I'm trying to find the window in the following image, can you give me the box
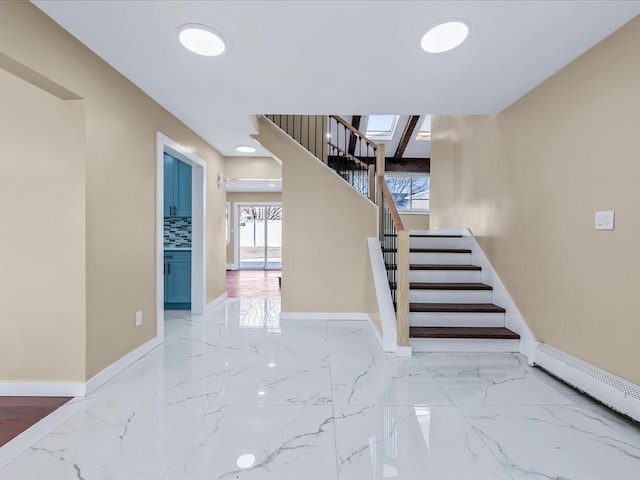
[366,115,399,140]
[416,115,431,141]
[385,174,430,212]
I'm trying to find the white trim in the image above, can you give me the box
[0,382,85,397]
[0,397,89,469]
[156,132,207,334]
[204,292,228,312]
[85,335,162,395]
[463,228,537,360]
[0,335,161,398]
[410,337,520,353]
[532,342,640,422]
[367,237,397,353]
[279,312,369,321]
[226,264,236,270]
[408,228,469,236]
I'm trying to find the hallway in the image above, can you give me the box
[0,298,639,479]
[226,270,281,298]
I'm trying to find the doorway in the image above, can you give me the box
[156,133,206,341]
[235,203,282,270]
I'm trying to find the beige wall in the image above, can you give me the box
[0,70,86,382]
[225,156,282,180]
[0,2,226,381]
[399,213,430,231]
[226,192,283,266]
[254,117,378,313]
[431,16,640,384]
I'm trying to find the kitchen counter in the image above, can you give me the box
[164,246,192,251]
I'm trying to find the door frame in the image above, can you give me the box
[234,202,282,270]
[156,132,206,340]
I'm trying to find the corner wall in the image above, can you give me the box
[431,16,640,384]
[254,117,378,314]
[0,1,226,381]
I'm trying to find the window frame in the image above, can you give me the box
[384,172,430,213]
[366,115,400,140]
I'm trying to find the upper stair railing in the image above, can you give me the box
[264,114,382,203]
[263,113,409,351]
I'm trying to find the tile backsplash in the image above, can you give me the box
[164,217,191,248]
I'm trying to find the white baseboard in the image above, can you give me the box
[0,381,85,397]
[279,312,369,321]
[0,335,162,397]
[226,264,237,270]
[85,335,162,395]
[204,292,228,312]
[533,343,640,422]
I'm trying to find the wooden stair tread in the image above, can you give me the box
[384,234,464,238]
[410,326,520,339]
[411,264,481,271]
[391,282,492,290]
[410,303,506,313]
[383,248,471,254]
[410,282,492,290]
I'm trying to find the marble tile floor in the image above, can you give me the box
[0,298,639,479]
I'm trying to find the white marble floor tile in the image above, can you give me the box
[215,353,332,405]
[168,403,338,479]
[461,405,640,479]
[0,402,210,480]
[331,354,452,406]
[327,324,382,355]
[418,353,575,406]
[334,405,511,479]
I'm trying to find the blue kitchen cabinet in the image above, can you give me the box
[164,251,191,310]
[164,153,192,217]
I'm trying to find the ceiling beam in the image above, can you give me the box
[393,115,421,159]
[348,115,362,156]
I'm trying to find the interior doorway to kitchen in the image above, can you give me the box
[235,203,282,270]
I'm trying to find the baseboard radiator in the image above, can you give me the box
[532,343,640,422]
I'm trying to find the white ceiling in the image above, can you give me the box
[33,1,640,157]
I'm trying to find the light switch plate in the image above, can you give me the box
[135,310,143,326]
[595,210,614,230]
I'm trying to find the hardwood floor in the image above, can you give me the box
[0,397,71,447]
[226,270,281,298]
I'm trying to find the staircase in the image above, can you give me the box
[400,232,519,352]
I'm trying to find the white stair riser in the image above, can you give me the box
[409,289,492,303]
[410,252,471,264]
[410,237,470,249]
[410,337,519,353]
[410,269,481,283]
[409,311,505,327]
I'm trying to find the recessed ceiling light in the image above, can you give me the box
[236,454,256,469]
[236,145,256,153]
[421,21,469,53]
[178,24,225,56]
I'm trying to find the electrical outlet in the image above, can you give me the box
[135,310,143,326]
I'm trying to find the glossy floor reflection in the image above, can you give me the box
[1,298,639,479]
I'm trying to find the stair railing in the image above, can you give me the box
[380,176,410,348]
[264,114,378,202]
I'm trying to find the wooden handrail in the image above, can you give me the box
[331,115,379,150]
[327,142,370,169]
[379,176,406,231]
